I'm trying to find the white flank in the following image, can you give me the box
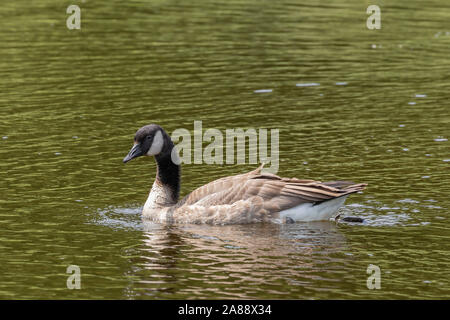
[279,196,348,221]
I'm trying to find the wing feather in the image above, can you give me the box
[174,166,367,217]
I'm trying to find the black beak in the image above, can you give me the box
[123,143,143,163]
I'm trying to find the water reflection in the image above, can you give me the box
[120,220,349,298]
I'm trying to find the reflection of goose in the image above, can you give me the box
[141,221,346,265]
[120,221,347,299]
[142,220,345,257]
[138,221,348,294]
[123,124,367,224]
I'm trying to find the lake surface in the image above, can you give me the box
[0,0,449,299]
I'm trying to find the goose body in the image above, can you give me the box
[123,124,367,225]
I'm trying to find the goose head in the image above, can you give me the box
[123,124,170,163]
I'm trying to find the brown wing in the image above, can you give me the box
[175,165,367,214]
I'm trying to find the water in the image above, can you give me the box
[0,0,449,299]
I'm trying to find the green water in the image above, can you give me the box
[0,0,449,299]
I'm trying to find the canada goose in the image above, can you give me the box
[123,124,367,224]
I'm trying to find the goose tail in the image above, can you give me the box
[279,181,367,222]
[323,181,367,196]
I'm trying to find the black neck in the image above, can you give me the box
[154,134,180,202]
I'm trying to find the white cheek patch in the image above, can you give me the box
[147,130,164,156]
